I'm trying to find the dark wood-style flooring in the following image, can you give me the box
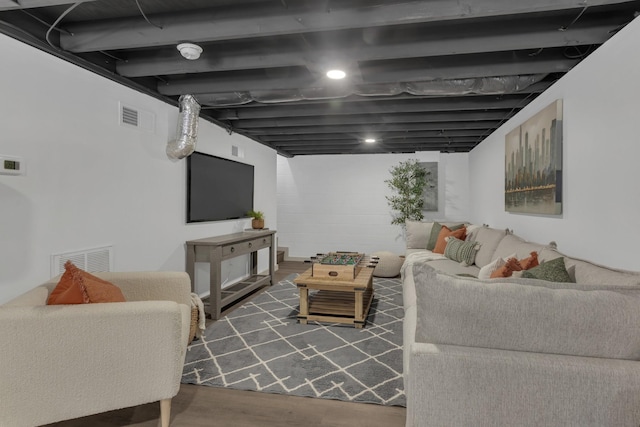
[47,261,406,427]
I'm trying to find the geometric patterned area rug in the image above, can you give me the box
[182,274,405,407]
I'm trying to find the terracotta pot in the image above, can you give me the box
[251,218,264,229]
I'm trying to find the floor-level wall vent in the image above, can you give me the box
[50,245,113,277]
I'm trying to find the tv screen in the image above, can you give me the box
[187,152,254,223]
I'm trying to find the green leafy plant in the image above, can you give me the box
[246,210,264,220]
[385,159,430,226]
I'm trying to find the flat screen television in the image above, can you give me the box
[187,151,254,223]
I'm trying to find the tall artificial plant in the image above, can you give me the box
[385,159,430,226]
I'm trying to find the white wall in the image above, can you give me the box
[277,152,469,258]
[469,16,640,270]
[0,34,277,303]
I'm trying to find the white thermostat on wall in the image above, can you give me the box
[0,155,25,176]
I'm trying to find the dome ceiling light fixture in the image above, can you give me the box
[177,43,203,60]
[326,69,346,79]
[364,138,376,143]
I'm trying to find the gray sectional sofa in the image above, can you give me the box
[401,221,640,427]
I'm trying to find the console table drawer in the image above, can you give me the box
[222,235,272,257]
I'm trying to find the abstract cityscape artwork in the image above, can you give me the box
[505,99,563,215]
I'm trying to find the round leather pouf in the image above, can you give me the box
[372,251,404,278]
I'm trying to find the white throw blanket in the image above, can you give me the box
[190,293,207,338]
[400,251,447,276]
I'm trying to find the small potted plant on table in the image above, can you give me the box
[247,210,265,229]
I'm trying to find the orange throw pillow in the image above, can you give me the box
[47,260,125,305]
[490,257,523,278]
[433,226,467,254]
[47,261,90,305]
[75,271,126,303]
[519,251,539,270]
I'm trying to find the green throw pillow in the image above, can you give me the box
[521,257,574,283]
[427,222,464,251]
[444,237,481,266]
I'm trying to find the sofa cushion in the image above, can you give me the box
[405,220,434,250]
[493,234,545,261]
[444,237,481,266]
[471,227,508,267]
[422,259,480,277]
[413,263,640,360]
[433,226,466,254]
[540,247,640,286]
[427,222,465,251]
[522,257,573,282]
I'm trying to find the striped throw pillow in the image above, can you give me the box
[444,237,482,266]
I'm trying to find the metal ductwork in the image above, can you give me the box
[195,75,547,107]
[166,94,201,159]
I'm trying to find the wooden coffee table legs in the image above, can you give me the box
[298,287,309,325]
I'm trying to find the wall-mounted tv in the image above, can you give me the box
[187,151,254,223]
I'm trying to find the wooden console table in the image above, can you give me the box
[186,230,276,320]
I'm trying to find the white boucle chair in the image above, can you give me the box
[0,271,192,427]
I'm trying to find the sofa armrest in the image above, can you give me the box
[407,342,640,427]
[0,300,190,427]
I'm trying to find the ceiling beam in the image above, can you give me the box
[233,111,513,129]
[157,49,576,95]
[259,129,488,142]
[241,121,504,135]
[59,0,631,52]
[116,18,618,78]
[273,137,479,147]
[214,95,529,120]
[0,0,98,11]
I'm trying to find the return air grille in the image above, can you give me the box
[121,106,139,126]
[50,245,113,277]
[118,102,155,132]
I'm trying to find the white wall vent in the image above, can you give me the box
[50,245,113,278]
[119,102,156,133]
[121,106,138,126]
[231,145,245,158]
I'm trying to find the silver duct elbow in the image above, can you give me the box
[167,95,201,159]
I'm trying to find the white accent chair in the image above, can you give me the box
[0,271,192,427]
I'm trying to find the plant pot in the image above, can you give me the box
[251,219,264,229]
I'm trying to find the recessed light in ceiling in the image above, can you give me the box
[326,69,346,79]
[177,43,203,60]
[364,138,376,143]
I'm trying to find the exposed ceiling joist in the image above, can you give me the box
[115,18,618,78]
[59,0,632,52]
[2,0,638,155]
[0,0,98,11]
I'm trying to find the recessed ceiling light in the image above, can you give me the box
[177,43,203,60]
[364,138,376,143]
[326,69,346,79]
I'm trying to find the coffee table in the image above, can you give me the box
[293,266,374,328]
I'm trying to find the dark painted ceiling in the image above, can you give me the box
[1,0,638,156]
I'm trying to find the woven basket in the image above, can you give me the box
[188,305,199,344]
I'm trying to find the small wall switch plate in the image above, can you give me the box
[0,155,25,176]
